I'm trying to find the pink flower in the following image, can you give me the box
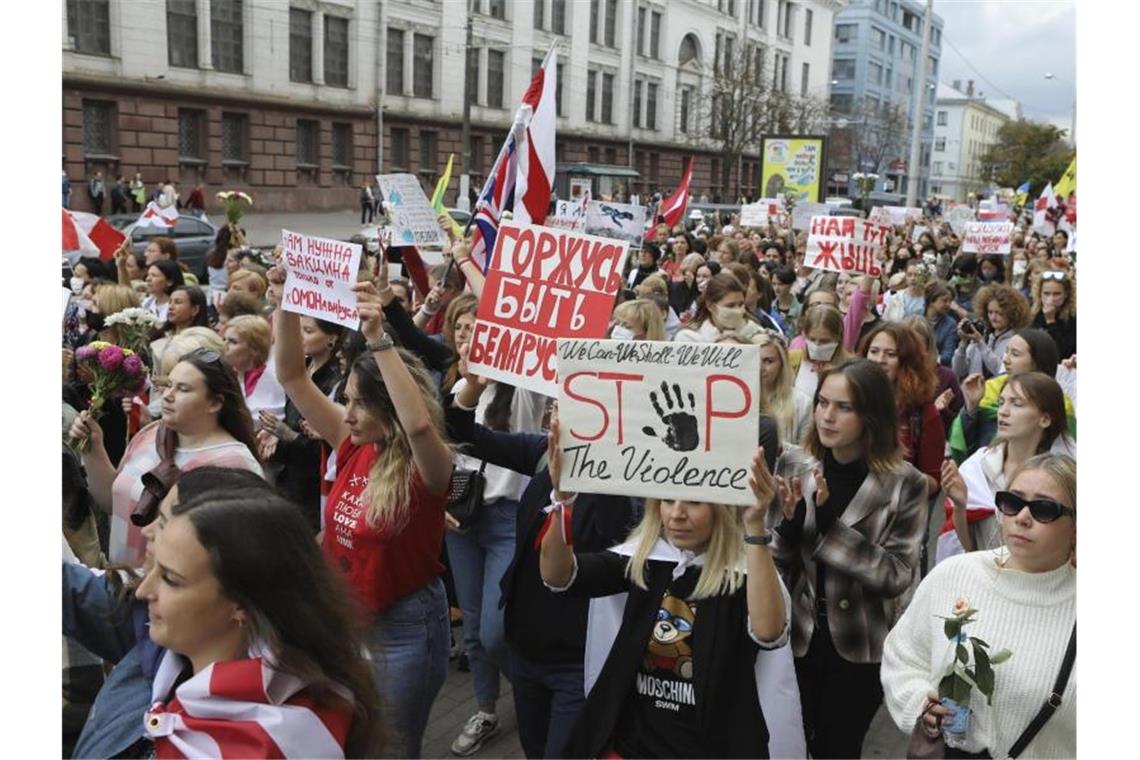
[122,354,144,376]
[952,597,970,616]
[98,344,124,371]
[75,345,96,362]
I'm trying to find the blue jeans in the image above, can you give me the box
[509,653,586,759]
[444,497,517,706]
[367,576,449,758]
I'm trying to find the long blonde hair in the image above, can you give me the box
[754,332,797,445]
[353,349,448,532]
[624,500,746,600]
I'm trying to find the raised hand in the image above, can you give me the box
[745,447,775,533]
[352,281,386,343]
[934,388,955,412]
[641,381,699,452]
[941,459,967,511]
[961,373,985,411]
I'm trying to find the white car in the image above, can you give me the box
[825,196,853,209]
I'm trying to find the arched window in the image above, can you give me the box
[679,34,700,67]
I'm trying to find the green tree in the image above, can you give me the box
[979,120,1073,194]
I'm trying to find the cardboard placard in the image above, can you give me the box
[867,207,892,227]
[280,229,363,329]
[947,206,976,236]
[547,200,585,231]
[804,216,889,276]
[961,222,1014,255]
[466,223,631,397]
[876,205,923,226]
[740,202,769,228]
[556,338,760,505]
[792,201,831,232]
[375,173,448,248]
[585,201,647,247]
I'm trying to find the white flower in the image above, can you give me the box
[237,192,253,205]
[103,307,158,328]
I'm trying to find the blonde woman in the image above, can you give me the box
[539,426,802,758]
[610,298,667,341]
[274,284,454,758]
[223,314,285,421]
[755,330,813,447]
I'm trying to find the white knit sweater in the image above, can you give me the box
[881,548,1076,759]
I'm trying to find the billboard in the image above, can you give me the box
[759,135,826,204]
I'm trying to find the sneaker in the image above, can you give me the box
[450,711,499,756]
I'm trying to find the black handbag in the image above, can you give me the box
[446,458,488,529]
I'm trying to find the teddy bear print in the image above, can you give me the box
[645,593,696,680]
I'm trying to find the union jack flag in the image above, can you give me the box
[469,133,518,273]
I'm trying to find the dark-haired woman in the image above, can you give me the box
[141,259,185,323]
[274,282,454,758]
[149,285,209,360]
[771,359,929,758]
[69,349,263,566]
[674,272,765,343]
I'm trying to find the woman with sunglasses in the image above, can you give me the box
[937,372,1075,563]
[69,348,263,567]
[771,359,929,759]
[882,454,1075,759]
[1031,269,1076,362]
[274,281,454,758]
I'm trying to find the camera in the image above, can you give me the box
[966,319,986,334]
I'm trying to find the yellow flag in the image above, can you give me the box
[1054,156,1076,200]
[429,154,463,238]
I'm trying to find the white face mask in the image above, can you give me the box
[70,277,84,295]
[713,305,746,330]
[611,324,636,341]
[806,340,839,362]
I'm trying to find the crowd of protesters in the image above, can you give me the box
[62,192,1076,759]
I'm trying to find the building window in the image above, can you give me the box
[601,72,614,123]
[636,7,646,55]
[296,119,318,166]
[67,0,111,55]
[586,70,597,121]
[211,0,244,73]
[533,0,544,29]
[390,127,409,170]
[221,113,247,163]
[937,110,948,126]
[830,93,853,114]
[870,27,886,51]
[933,161,943,175]
[332,123,352,168]
[289,9,312,83]
[724,35,734,77]
[82,100,115,156]
[178,109,206,160]
[556,62,564,117]
[487,0,506,20]
[605,146,617,165]
[413,34,434,98]
[804,8,812,45]
[868,61,883,85]
[650,11,661,58]
[832,58,855,80]
[587,146,600,164]
[711,157,720,188]
[589,0,599,43]
[604,0,617,47]
[777,52,788,92]
[835,23,854,43]
[751,0,766,27]
[646,82,658,130]
[679,34,699,66]
[801,62,810,96]
[324,15,349,87]
[487,50,505,108]
[466,48,480,104]
[780,1,794,38]
[469,135,484,175]
[633,80,642,128]
[552,0,566,34]
[679,87,690,134]
[167,0,198,68]
[387,29,404,94]
[419,130,438,180]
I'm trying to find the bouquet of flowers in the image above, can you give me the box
[217,190,253,248]
[103,307,159,365]
[933,598,1012,740]
[69,341,148,451]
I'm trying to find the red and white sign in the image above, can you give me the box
[467,222,630,397]
[804,216,889,277]
[961,222,1014,255]
[280,229,363,329]
[135,201,180,231]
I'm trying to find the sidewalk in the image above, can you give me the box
[236,209,366,247]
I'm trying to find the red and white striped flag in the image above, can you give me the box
[658,158,694,229]
[136,201,180,231]
[1033,182,1057,236]
[63,208,126,262]
[513,43,558,228]
[144,646,354,758]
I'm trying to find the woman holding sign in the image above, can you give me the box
[770,359,929,759]
[273,282,454,758]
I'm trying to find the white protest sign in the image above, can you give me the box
[280,229,363,329]
[585,201,648,247]
[877,205,923,226]
[947,206,976,235]
[467,223,631,397]
[804,216,889,277]
[792,201,831,232]
[867,206,892,227]
[375,173,448,248]
[740,202,769,228]
[556,339,760,505]
[961,222,1014,255]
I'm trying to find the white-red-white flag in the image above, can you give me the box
[63,208,126,263]
[658,158,694,229]
[136,201,180,231]
[1033,182,1057,236]
[513,43,558,227]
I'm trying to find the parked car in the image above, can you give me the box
[824,196,854,209]
[127,215,218,274]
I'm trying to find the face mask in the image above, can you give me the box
[713,305,746,330]
[1013,260,1028,276]
[611,324,636,342]
[85,311,106,333]
[70,277,84,294]
[806,340,839,362]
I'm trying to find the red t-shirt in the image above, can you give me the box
[322,438,447,615]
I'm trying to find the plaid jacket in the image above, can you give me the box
[772,461,928,664]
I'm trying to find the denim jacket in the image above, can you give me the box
[63,562,164,759]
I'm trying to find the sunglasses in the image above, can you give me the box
[1041,271,1067,282]
[994,490,1075,523]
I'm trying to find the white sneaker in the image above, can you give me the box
[450,711,499,757]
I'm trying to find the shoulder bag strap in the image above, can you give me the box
[1008,622,1076,758]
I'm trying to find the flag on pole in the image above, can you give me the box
[63,208,126,263]
[1054,156,1076,202]
[513,43,558,227]
[469,131,519,272]
[1014,181,1031,207]
[430,154,463,239]
[658,158,694,229]
[135,201,180,232]
[1033,182,1057,236]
